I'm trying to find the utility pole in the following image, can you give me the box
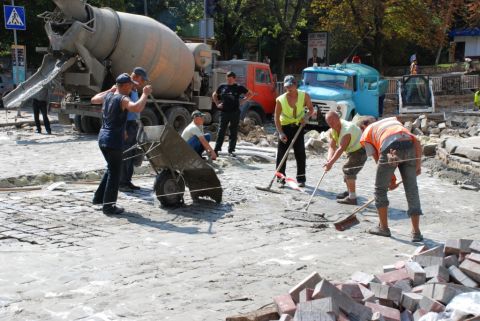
[11,0,20,116]
[203,0,207,44]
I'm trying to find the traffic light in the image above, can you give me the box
[206,0,217,17]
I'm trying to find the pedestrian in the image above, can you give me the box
[182,111,217,160]
[91,73,152,215]
[32,87,51,134]
[323,111,368,205]
[410,54,418,75]
[474,88,479,112]
[274,75,314,187]
[360,117,424,242]
[119,67,149,192]
[212,71,253,157]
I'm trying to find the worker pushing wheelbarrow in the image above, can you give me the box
[137,124,222,207]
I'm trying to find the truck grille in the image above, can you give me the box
[309,100,336,126]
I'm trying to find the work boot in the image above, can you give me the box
[119,184,134,192]
[298,182,306,188]
[228,151,237,157]
[337,196,358,205]
[92,197,102,205]
[336,191,349,199]
[128,182,141,190]
[103,205,124,215]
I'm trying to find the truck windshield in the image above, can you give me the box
[303,72,353,90]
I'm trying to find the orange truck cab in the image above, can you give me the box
[217,60,277,124]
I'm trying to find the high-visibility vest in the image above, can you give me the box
[475,91,480,107]
[331,119,362,153]
[278,90,306,126]
[360,117,414,153]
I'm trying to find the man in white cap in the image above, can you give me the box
[182,111,217,160]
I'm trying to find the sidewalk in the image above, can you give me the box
[0,108,58,127]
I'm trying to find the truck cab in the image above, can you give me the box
[299,63,387,127]
[216,60,277,125]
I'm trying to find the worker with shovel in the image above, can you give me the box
[274,75,314,187]
[360,117,423,242]
[323,111,369,205]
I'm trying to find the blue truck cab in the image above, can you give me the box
[299,63,388,127]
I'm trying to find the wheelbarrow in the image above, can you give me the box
[137,124,222,207]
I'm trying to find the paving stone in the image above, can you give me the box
[459,259,480,283]
[369,282,402,302]
[350,272,380,286]
[337,283,364,303]
[424,265,449,282]
[365,302,401,321]
[470,241,480,253]
[418,296,445,312]
[412,255,444,268]
[405,262,426,286]
[299,288,314,303]
[376,268,410,284]
[400,292,423,312]
[289,272,322,303]
[297,298,339,317]
[466,253,480,263]
[448,265,478,287]
[393,279,412,293]
[312,279,372,321]
[444,239,473,255]
[273,294,296,316]
[422,283,475,304]
[444,255,459,268]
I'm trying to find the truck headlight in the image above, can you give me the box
[336,103,347,118]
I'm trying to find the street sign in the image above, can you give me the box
[11,44,26,84]
[4,5,26,30]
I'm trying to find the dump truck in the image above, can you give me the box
[3,0,275,133]
[299,63,388,127]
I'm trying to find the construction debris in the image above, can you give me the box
[227,239,480,321]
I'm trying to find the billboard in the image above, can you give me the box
[307,32,328,67]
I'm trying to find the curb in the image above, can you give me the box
[0,120,59,128]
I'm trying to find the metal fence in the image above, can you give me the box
[385,74,479,95]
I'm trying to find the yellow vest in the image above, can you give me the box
[475,91,480,107]
[278,90,306,126]
[331,119,362,153]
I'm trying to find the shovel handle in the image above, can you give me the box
[149,94,168,125]
[348,180,404,217]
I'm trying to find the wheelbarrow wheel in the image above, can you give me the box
[154,170,185,207]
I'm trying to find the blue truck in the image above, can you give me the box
[299,63,388,127]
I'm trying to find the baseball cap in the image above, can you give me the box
[116,73,138,85]
[283,75,297,87]
[192,110,205,119]
[226,71,236,78]
[133,67,149,81]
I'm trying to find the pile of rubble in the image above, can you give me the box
[237,121,276,147]
[404,115,480,139]
[227,239,480,321]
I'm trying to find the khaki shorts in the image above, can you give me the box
[343,148,367,180]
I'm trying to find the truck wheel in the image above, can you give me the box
[166,106,190,132]
[140,107,160,126]
[81,116,100,134]
[154,170,185,207]
[73,115,84,133]
[245,110,263,125]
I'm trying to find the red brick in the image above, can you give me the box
[376,268,410,284]
[279,314,293,321]
[350,271,380,286]
[394,279,412,293]
[418,296,445,312]
[422,283,475,304]
[273,294,296,316]
[359,284,376,302]
[299,288,314,303]
[412,245,428,256]
[444,239,473,255]
[459,259,480,283]
[424,265,449,282]
[394,261,406,270]
[365,302,401,321]
[416,245,443,257]
[369,282,402,302]
[337,283,364,303]
[405,262,426,286]
[411,285,425,293]
[288,272,322,303]
[400,292,422,312]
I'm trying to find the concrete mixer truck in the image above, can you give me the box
[3,0,277,133]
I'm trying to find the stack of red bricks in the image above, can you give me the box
[228,239,480,321]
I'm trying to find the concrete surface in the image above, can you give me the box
[0,126,479,320]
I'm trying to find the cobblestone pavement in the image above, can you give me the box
[0,156,479,320]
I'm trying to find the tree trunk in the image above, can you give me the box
[372,0,385,71]
[435,47,443,66]
[277,36,288,78]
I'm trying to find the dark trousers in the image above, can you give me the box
[276,124,306,183]
[94,146,123,210]
[187,133,211,156]
[120,121,138,186]
[32,99,51,133]
[215,110,240,153]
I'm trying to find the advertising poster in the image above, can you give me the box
[307,32,328,67]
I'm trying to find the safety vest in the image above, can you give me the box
[331,119,362,153]
[475,91,480,107]
[278,90,306,126]
[360,117,414,153]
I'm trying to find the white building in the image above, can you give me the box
[451,28,480,60]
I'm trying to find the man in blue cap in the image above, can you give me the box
[119,67,149,192]
[91,73,152,215]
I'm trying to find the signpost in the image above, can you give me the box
[3,1,26,115]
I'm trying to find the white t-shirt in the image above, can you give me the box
[181,122,204,142]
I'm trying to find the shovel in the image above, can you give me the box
[334,180,403,231]
[284,170,327,217]
[255,122,306,193]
